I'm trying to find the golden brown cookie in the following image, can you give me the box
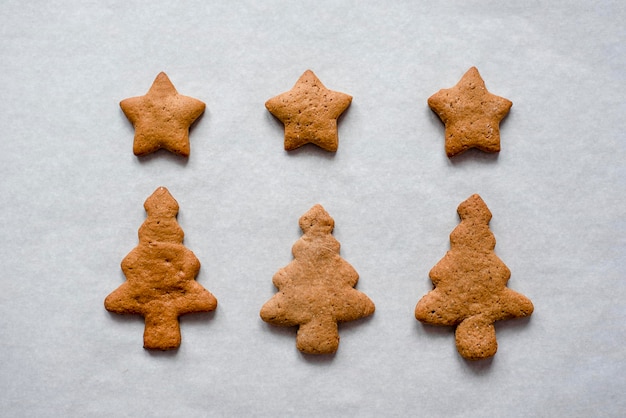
[105,187,217,350]
[428,67,512,157]
[260,204,375,354]
[120,72,205,157]
[415,194,533,360]
[265,70,352,152]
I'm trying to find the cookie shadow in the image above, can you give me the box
[458,353,494,374]
[339,313,375,336]
[286,143,338,160]
[189,109,206,133]
[448,148,500,166]
[415,319,456,357]
[298,350,336,364]
[145,346,179,358]
[187,109,207,151]
[264,111,291,153]
[494,315,533,340]
[136,148,190,167]
[263,321,298,341]
[425,106,444,153]
[179,309,217,326]
[106,310,144,326]
[425,106,442,129]
[415,319,454,338]
[265,110,284,134]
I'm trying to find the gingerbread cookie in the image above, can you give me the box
[265,70,352,152]
[260,204,375,354]
[105,187,217,350]
[120,72,205,157]
[415,194,533,360]
[428,67,512,157]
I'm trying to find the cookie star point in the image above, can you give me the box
[120,72,205,157]
[266,70,352,152]
[428,67,512,158]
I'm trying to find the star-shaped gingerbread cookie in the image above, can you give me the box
[265,70,352,152]
[428,67,512,158]
[120,72,205,157]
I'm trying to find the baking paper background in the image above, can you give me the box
[1,1,624,416]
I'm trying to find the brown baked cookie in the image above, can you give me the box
[105,187,217,350]
[260,204,375,354]
[265,70,352,152]
[428,67,512,157]
[120,72,205,157]
[415,194,533,360]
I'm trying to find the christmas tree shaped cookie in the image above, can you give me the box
[260,204,375,354]
[105,187,217,350]
[415,194,533,360]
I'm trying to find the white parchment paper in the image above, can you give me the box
[1,1,624,416]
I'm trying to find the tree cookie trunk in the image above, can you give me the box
[455,315,497,360]
[143,311,181,350]
[296,315,339,355]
